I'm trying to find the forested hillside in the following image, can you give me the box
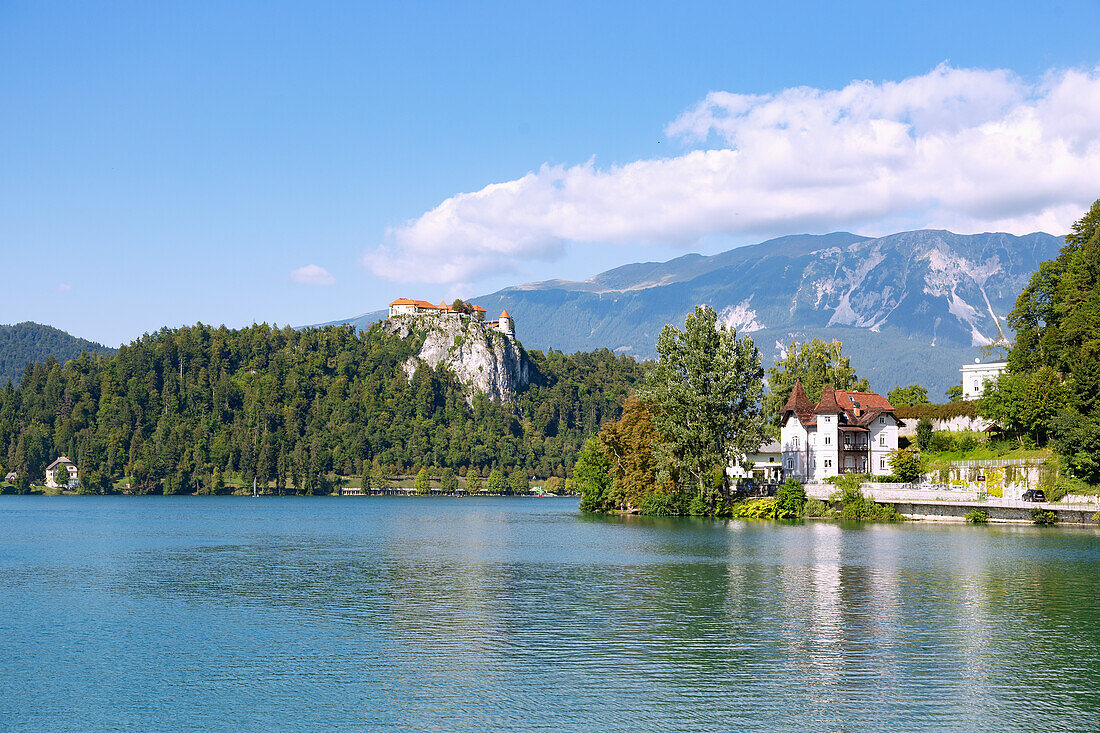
[0,322,115,386]
[0,322,646,493]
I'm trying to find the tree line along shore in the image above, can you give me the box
[3,201,1100,520]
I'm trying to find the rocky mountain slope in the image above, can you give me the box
[383,313,529,403]
[327,230,1064,396]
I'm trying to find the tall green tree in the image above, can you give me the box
[414,467,431,494]
[508,469,529,495]
[440,467,458,494]
[575,436,613,512]
[888,447,923,483]
[764,339,870,428]
[465,466,482,493]
[486,468,506,494]
[915,418,933,452]
[638,305,766,506]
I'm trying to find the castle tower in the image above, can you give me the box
[496,310,515,337]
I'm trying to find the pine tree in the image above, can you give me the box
[414,467,431,494]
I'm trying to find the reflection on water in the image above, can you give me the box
[1,497,1099,732]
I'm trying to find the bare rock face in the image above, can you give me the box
[383,313,529,403]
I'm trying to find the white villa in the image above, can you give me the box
[960,359,1008,399]
[388,298,517,337]
[779,382,902,481]
[45,456,79,489]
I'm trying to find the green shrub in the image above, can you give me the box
[961,434,981,452]
[1046,483,1067,502]
[1030,508,1058,525]
[965,509,989,524]
[929,432,955,452]
[688,492,711,516]
[804,498,830,518]
[839,495,903,521]
[639,489,689,516]
[774,479,806,519]
[730,499,776,519]
[889,447,923,482]
[831,482,904,521]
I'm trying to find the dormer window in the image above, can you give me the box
[880,416,886,424]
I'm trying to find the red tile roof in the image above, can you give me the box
[388,298,443,309]
[500,309,511,319]
[835,390,895,413]
[780,382,897,427]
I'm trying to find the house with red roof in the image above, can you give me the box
[779,381,903,481]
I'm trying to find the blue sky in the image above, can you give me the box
[2,0,1100,345]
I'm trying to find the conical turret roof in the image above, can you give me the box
[782,380,815,425]
[814,382,843,413]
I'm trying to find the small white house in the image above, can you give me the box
[728,439,783,482]
[45,456,79,489]
[779,382,902,482]
[960,359,1007,398]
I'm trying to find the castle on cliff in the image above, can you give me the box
[388,298,515,337]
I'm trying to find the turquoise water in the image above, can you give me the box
[1,497,1098,732]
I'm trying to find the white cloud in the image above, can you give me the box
[56,283,72,292]
[365,64,1100,283]
[290,264,336,286]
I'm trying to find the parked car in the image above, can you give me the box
[1022,489,1046,503]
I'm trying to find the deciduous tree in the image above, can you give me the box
[638,305,766,508]
[765,339,870,429]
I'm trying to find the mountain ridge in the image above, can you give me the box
[317,228,1064,395]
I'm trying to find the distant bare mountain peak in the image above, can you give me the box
[320,228,1063,394]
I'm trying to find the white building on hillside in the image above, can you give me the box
[779,382,902,481]
[388,298,488,321]
[960,359,1007,398]
[45,456,79,489]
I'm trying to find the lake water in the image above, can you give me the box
[1,497,1099,732]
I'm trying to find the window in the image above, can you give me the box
[880,416,885,424]
[823,415,830,424]
[880,458,887,470]
[825,459,832,468]
[793,436,799,449]
[787,459,793,469]
[825,436,831,445]
[879,435,886,446]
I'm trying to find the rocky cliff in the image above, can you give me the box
[383,313,529,403]
[320,229,1065,396]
